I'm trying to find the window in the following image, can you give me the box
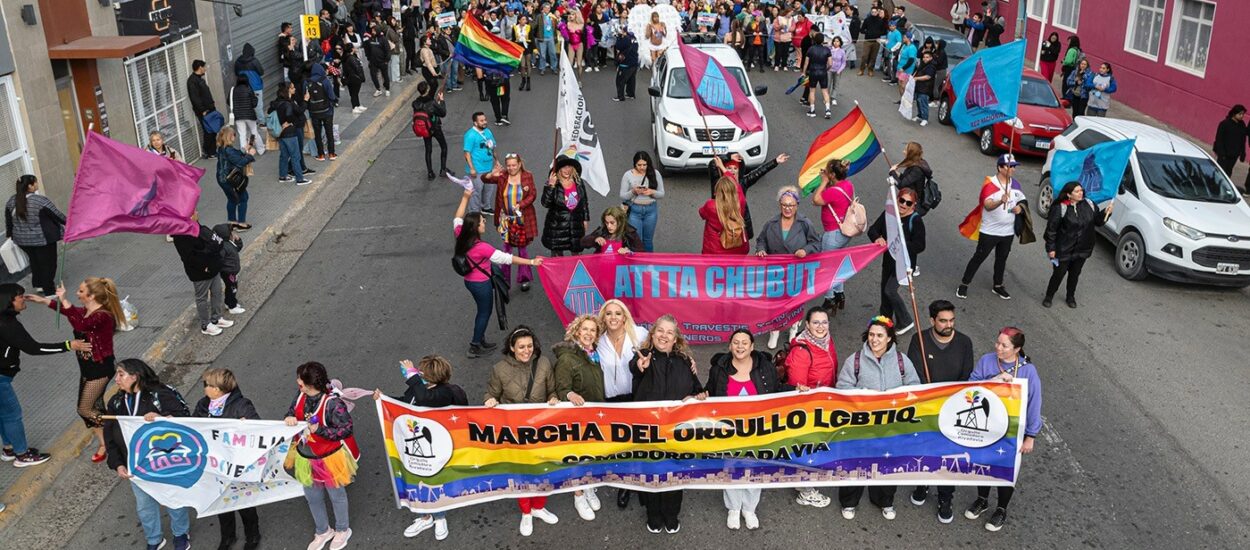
[1167,0,1215,74]
[1072,130,1112,150]
[665,67,751,99]
[1126,0,1166,58]
[1053,0,1081,31]
[1028,0,1050,21]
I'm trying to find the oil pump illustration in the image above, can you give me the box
[954,391,992,432]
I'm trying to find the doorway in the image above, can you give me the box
[54,62,84,171]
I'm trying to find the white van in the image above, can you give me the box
[1037,117,1250,288]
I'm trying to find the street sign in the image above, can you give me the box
[302,14,320,39]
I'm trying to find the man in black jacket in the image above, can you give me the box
[613,29,639,102]
[187,59,218,159]
[173,218,235,336]
[858,6,886,76]
[365,27,392,96]
[0,283,88,467]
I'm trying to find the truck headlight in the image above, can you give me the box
[663,119,685,137]
[1163,217,1206,240]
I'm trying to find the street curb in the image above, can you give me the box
[0,84,420,535]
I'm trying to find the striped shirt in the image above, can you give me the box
[5,193,65,247]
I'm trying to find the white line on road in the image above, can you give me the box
[1040,418,1088,479]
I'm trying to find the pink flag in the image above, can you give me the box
[678,40,764,133]
[64,132,203,242]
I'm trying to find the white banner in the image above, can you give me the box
[899,77,916,120]
[555,44,610,196]
[119,417,306,516]
[885,185,912,286]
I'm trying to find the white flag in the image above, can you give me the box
[899,77,916,120]
[884,185,912,286]
[555,48,610,196]
[118,417,306,516]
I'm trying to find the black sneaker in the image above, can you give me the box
[0,447,15,461]
[664,521,680,534]
[820,297,837,313]
[985,507,1007,531]
[14,450,51,468]
[964,497,989,519]
[910,486,927,505]
[1042,296,1053,308]
[427,170,436,180]
[1066,297,1078,308]
[479,341,498,351]
[303,167,316,174]
[467,344,485,358]
[956,284,968,299]
[520,282,531,292]
[646,521,662,534]
[938,500,953,524]
[992,286,1012,300]
[278,176,296,183]
[612,97,623,102]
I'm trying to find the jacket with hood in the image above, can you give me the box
[231,82,259,121]
[486,355,557,404]
[365,32,390,66]
[105,383,191,471]
[552,341,605,402]
[194,388,261,420]
[212,223,244,274]
[707,350,790,397]
[388,375,469,408]
[889,160,933,208]
[306,64,337,117]
[836,342,921,391]
[0,285,73,378]
[630,349,703,401]
[173,224,225,281]
[186,72,215,116]
[344,49,367,85]
[233,43,265,92]
[783,333,838,388]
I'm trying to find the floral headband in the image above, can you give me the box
[869,315,894,329]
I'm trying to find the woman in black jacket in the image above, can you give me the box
[630,315,705,534]
[1213,105,1246,185]
[342,43,367,112]
[706,329,790,530]
[270,82,311,185]
[868,186,925,334]
[1043,181,1111,308]
[541,156,591,256]
[580,206,643,254]
[412,81,449,180]
[194,368,262,550]
[888,142,933,213]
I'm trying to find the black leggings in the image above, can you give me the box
[219,506,260,542]
[961,233,1014,287]
[310,116,335,156]
[370,64,390,90]
[773,42,791,68]
[488,91,510,121]
[1045,257,1086,299]
[745,44,767,68]
[20,243,58,296]
[643,490,683,529]
[423,128,448,173]
[347,81,362,108]
[978,486,1014,509]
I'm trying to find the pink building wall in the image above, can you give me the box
[902,0,1242,150]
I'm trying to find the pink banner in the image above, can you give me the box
[537,246,885,343]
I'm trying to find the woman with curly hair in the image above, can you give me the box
[552,314,605,521]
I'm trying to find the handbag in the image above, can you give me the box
[0,238,29,273]
[303,120,315,139]
[226,167,248,193]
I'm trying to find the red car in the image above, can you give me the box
[937,68,1073,157]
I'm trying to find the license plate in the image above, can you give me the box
[1216,263,1240,275]
[1035,139,1051,150]
[702,145,728,155]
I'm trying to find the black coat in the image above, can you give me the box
[412,94,447,129]
[231,83,258,121]
[867,210,926,271]
[365,34,390,66]
[172,224,225,281]
[1214,118,1248,160]
[580,225,643,253]
[630,349,703,401]
[1044,199,1108,261]
[344,54,367,85]
[890,161,933,207]
[706,350,791,397]
[105,385,190,470]
[186,73,215,115]
[194,389,261,419]
[540,179,591,252]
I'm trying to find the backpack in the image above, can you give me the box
[826,186,867,237]
[919,175,942,214]
[412,109,432,138]
[265,109,283,138]
[307,82,331,115]
[201,110,225,133]
[852,350,906,381]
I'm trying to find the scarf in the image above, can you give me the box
[797,329,830,351]
[208,393,231,417]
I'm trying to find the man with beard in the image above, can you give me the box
[905,299,974,524]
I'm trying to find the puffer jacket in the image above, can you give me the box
[553,341,605,402]
[540,179,591,252]
[486,355,556,404]
[630,349,702,401]
[706,350,790,397]
[1044,198,1107,261]
[231,83,258,121]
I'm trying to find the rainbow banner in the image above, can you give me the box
[377,381,1026,513]
[797,106,882,196]
[453,12,524,75]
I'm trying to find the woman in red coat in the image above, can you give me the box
[486,153,539,291]
[699,177,749,255]
[782,306,838,509]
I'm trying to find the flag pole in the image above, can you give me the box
[905,270,930,383]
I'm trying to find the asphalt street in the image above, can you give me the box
[64,63,1249,548]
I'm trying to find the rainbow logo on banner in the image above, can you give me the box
[377,382,1026,513]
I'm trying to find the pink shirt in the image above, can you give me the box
[454,218,507,282]
[818,179,855,231]
[726,377,759,397]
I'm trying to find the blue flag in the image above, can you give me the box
[1049,139,1136,204]
[949,40,1026,133]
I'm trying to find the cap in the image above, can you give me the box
[997,153,1020,167]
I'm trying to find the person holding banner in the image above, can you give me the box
[779,305,836,508]
[541,155,592,256]
[811,159,859,313]
[709,152,788,242]
[965,327,1043,532]
[594,299,648,508]
[104,359,193,550]
[553,314,606,520]
[581,207,642,254]
[868,186,924,334]
[485,327,562,534]
[631,315,706,533]
[283,362,360,550]
[700,178,750,255]
[1042,182,1110,308]
[193,369,262,550]
[755,186,822,349]
[836,316,921,521]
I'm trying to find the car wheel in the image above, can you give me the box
[978,128,997,156]
[938,97,952,126]
[1115,231,1149,281]
[1037,176,1053,219]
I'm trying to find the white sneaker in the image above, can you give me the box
[574,493,596,520]
[404,516,434,537]
[795,488,831,508]
[201,324,223,336]
[841,507,856,520]
[433,518,448,540]
[911,116,920,122]
[832,99,838,106]
[228,306,246,315]
[585,487,601,511]
[882,506,897,520]
[519,514,534,536]
[307,530,335,550]
[372,90,383,97]
[912,266,920,277]
[920,120,929,127]
[385,90,391,97]
[213,318,235,328]
[530,507,559,524]
[726,510,740,530]
[742,510,759,530]
[767,330,780,350]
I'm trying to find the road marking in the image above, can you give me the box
[324,224,413,233]
[1040,418,1087,478]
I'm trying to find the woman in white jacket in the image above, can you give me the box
[950,1,970,33]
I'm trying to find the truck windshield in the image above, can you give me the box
[666,68,751,99]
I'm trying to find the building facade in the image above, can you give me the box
[905,0,1240,147]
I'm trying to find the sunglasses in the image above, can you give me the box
[898,198,915,207]
[504,152,521,159]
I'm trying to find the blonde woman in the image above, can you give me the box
[552,314,605,520]
[215,126,256,230]
[646,12,669,64]
[561,11,589,73]
[594,299,648,508]
[699,177,748,254]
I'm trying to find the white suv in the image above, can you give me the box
[1037,117,1250,288]
[647,42,769,171]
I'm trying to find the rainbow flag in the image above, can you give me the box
[959,176,1025,241]
[453,12,523,75]
[797,106,882,196]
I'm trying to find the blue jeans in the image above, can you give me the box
[0,375,28,454]
[304,484,349,534]
[278,136,302,179]
[132,482,191,545]
[538,39,557,71]
[628,202,659,252]
[446,59,461,89]
[916,92,930,121]
[464,279,493,345]
[822,230,851,296]
[218,180,249,223]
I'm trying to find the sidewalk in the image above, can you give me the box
[0,80,419,497]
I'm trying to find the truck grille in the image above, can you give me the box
[694,128,736,142]
[1192,246,1250,269]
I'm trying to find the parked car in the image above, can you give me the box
[909,24,974,68]
[1037,117,1250,287]
[648,42,769,172]
[938,68,1072,157]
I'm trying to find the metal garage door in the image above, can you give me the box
[124,34,206,163]
[216,0,306,104]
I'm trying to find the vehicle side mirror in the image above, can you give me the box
[1060,99,1071,108]
[753,85,768,96]
[648,86,661,98]
[1118,185,1126,195]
